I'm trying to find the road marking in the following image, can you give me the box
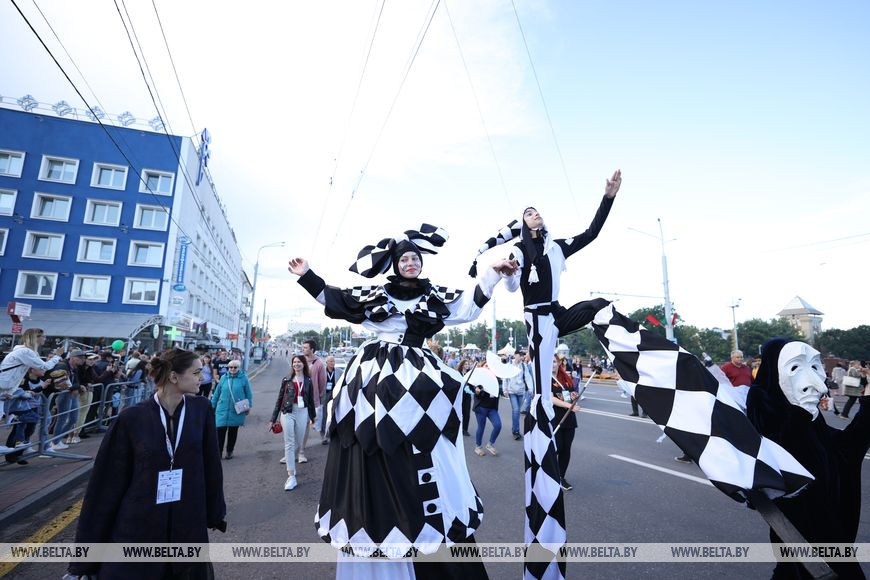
[582,396,630,405]
[0,499,82,578]
[608,454,713,487]
[579,407,654,424]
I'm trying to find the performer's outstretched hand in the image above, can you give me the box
[604,169,622,198]
[492,258,519,276]
[288,257,310,277]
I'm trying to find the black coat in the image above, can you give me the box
[69,395,226,579]
[748,338,870,579]
[271,375,316,423]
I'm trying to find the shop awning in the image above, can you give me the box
[20,309,160,339]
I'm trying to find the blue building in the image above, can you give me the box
[0,100,248,351]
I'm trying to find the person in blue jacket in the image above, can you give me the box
[210,360,253,459]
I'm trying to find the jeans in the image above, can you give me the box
[474,406,502,447]
[8,409,38,445]
[281,407,309,476]
[508,393,524,434]
[54,391,80,443]
[521,389,532,414]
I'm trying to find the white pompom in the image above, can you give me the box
[529,264,539,284]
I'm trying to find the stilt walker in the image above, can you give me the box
[468,170,621,580]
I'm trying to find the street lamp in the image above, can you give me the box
[243,241,285,371]
[628,219,677,343]
[730,299,742,352]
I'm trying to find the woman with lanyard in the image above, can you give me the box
[551,355,580,491]
[269,354,316,490]
[67,348,226,580]
[210,360,253,459]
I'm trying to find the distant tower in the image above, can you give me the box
[778,296,823,344]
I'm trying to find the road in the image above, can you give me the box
[3,357,869,579]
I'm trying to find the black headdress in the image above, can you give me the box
[349,224,447,278]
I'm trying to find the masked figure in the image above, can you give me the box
[747,339,870,579]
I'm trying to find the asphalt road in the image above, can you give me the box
[4,357,869,579]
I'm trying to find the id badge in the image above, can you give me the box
[561,390,571,401]
[156,469,183,504]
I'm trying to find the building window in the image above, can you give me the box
[91,163,128,190]
[77,236,116,263]
[123,278,160,305]
[84,199,122,226]
[71,275,111,302]
[0,150,25,178]
[0,189,17,216]
[15,271,57,299]
[134,204,169,230]
[139,169,175,195]
[39,155,79,184]
[0,228,7,255]
[31,193,72,221]
[23,231,65,260]
[128,241,165,267]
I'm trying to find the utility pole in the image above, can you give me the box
[628,220,677,343]
[730,299,742,352]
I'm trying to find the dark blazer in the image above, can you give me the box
[69,395,226,579]
[271,375,317,423]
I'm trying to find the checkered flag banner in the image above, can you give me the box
[468,219,522,277]
[523,395,567,580]
[591,303,813,501]
[349,224,448,278]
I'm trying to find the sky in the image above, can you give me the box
[2,0,869,338]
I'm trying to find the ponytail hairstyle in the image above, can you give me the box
[149,348,200,385]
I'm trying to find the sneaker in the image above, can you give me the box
[628,413,639,417]
[474,446,485,456]
[513,432,521,440]
[674,454,692,463]
[284,476,298,491]
[225,452,233,460]
[462,431,471,437]
[71,437,81,444]
[485,443,498,456]
[560,479,573,491]
[321,438,329,445]
[279,456,287,464]
[51,441,69,450]
[297,454,308,464]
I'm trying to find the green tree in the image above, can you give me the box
[495,319,528,351]
[561,328,606,357]
[465,322,491,351]
[735,318,803,359]
[816,326,870,360]
[696,328,731,363]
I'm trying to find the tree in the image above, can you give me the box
[495,319,528,351]
[735,318,803,360]
[816,326,870,360]
[696,328,731,363]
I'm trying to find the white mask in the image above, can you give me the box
[777,342,828,419]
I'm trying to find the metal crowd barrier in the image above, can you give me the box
[0,379,155,465]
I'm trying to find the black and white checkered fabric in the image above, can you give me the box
[474,219,522,257]
[591,303,814,501]
[349,224,449,278]
[523,395,567,580]
[329,340,463,456]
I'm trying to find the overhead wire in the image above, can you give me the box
[443,0,513,208]
[150,0,198,136]
[11,0,240,313]
[309,0,387,258]
[509,0,581,218]
[329,0,443,247]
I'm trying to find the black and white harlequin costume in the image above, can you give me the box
[471,196,614,580]
[296,225,496,580]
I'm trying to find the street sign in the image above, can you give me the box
[7,301,32,317]
[11,322,23,334]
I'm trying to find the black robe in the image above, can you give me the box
[69,395,226,579]
[747,339,870,579]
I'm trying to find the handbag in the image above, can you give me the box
[227,378,251,414]
[271,382,290,434]
[843,375,863,397]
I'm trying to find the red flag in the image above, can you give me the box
[646,314,662,327]
[672,313,678,326]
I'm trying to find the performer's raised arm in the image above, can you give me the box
[289,257,369,324]
[446,259,515,324]
[555,169,621,259]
